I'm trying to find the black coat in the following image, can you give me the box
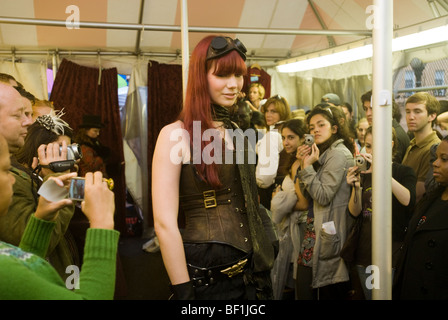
[393,187,448,300]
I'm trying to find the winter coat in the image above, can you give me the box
[298,139,354,288]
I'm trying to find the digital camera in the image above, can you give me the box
[68,177,114,201]
[304,134,315,146]
[355,155,369,172]
[60,143,82,161]
[69,177,85,201]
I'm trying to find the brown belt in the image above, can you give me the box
[180,188,233,210]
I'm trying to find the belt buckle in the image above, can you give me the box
[220,258,247,278]
[203,190,217,209]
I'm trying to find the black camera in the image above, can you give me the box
[355,155,369,172]
[60,143,82,161]
[304,134,314,146]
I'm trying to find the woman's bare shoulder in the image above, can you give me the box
[157,120,187,139]
[161,120,184,132]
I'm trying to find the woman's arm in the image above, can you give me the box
[346,166,362,216]
[291,161,309,211]
[392,164,417,208]
[152,122,190,286]
[392,177,411,206]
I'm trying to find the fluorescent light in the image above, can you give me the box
[277,45,372,73]
[392,25,448,51]
[277,25,448,73]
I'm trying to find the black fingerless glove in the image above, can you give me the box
[170,281,195,300]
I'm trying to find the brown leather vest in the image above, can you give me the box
[179,162,252,253]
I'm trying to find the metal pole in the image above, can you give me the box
[180,0,189,101]
[134,0,145,54]
[372,0,393,300]
[397,85,448,93]
[0,50,284,62]
[52,52,58,80]
[0,16,371,36]
[428,0,441,17]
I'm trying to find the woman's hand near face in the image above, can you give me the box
[359,153,373,174]
[297,143,319,169]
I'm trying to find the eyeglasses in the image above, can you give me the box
[206,36,247,61]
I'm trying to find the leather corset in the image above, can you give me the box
[179,162,252,253]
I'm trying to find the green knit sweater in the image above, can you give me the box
[0,215,119,299]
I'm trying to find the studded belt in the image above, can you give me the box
[187,253,251,287]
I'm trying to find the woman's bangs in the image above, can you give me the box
[211,50,247,76]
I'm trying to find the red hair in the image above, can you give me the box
[179,35,247,188]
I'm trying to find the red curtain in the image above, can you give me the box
[146,61,183,227]
[50,59,126,233]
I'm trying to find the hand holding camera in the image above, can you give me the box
[33,141,82,175]
[346,166,361,188]
[354,153,372,174]
[81,172,115,230]
[296,135,319,169]
[296,134,314,160]
[35,172,78,221]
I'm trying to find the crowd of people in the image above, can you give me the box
[0,74,116,299]
[150,35,448,301]
[2,34,448,301]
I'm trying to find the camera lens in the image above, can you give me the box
[61,144,82,161]
[304,134,314,146]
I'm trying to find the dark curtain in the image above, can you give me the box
[147,61,183,227]
[50,59,126,234]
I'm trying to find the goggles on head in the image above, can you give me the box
[206,36,247,61]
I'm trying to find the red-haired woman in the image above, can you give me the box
[152,36,276,300]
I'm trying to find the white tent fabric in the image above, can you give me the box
[123,60,148,214]
[0,0,443,69]
[0,59,48,99]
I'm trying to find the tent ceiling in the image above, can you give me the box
[0,0,445,67]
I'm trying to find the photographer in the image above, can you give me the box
[295,105,355,300]
[344,126,416,299]
[0,113,79,280]
[0,133,119,299]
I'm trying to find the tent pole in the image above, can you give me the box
[372,0,393,300]
[180,0,189,101]
[134,0,146,54]
[52,52,58,80]
[0,16,371,36]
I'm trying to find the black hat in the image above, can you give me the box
[79,115,104,128]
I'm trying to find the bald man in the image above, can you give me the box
[0,83,33,154]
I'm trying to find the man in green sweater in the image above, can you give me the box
[0,134,120,299]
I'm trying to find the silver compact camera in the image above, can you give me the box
[304,134,314,146]
[355,155,369,172]
[60,143,82,161]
